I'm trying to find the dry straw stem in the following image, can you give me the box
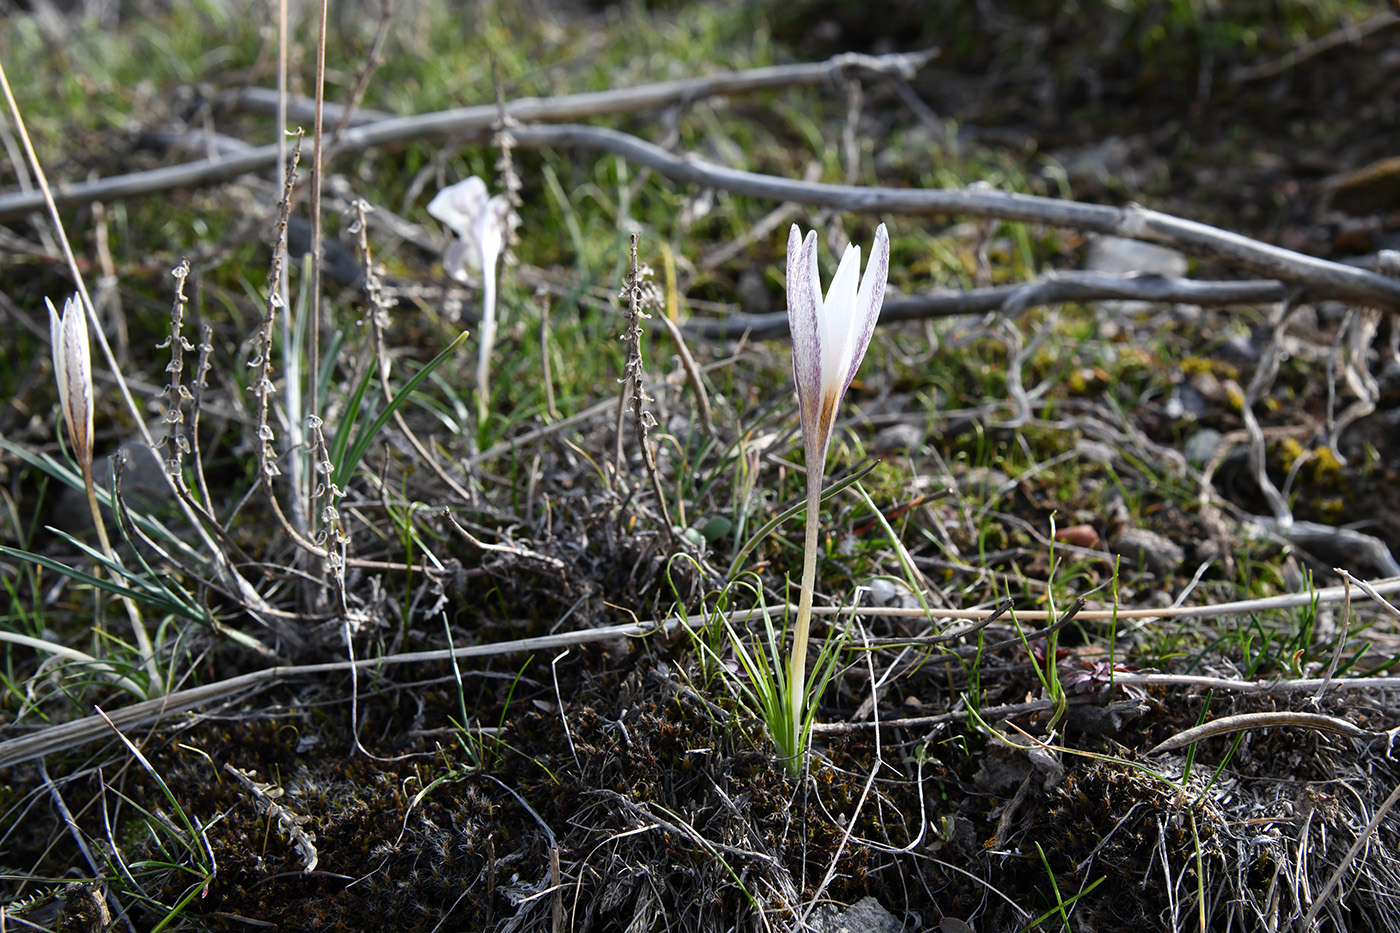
[4,575,1400,768]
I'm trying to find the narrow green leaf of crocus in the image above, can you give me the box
[333,330,471,488]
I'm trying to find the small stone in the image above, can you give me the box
[958,466,1010,501]
[873,422,924,453]
[867,577,919,609]
[1183,428,1224,465]
[1085,234,1189,277]
[1108,526,1185,577]
[807,896,902,933]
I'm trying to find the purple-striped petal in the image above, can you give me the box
[785,225,822,422]
[784,223,891,476]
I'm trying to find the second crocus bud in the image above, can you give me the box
[48,294,93,470]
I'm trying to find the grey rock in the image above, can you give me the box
[958,466,1010,501]
[873,422,924,454]
[50,441,170,533]
[1085,234,1189,277]
[1108,526,1185,577]
[1183,428,1224,465]
[807,896,903,933]
[867,577,919,609]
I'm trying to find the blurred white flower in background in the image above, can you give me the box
[428,176,513,431]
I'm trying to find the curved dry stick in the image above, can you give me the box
[680,273,1295,339]
[0,50,930,219]
[503,123,1400,309]
[1147,711,1369,754]
[5,103,1399,309]
[219,50,934,128]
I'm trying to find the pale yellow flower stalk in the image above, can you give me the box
[48,295,160,693]
[784,223,889,763]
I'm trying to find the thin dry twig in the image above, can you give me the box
[1230,10,1399,83]
[1241,298,1301,526]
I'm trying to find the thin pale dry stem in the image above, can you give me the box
[654,311,714,437]
[307,0,329,539]
[1241,297,1301,526]
[188,323,215,511]
[330,0,394,142]
[620,234,676,544]
[6,587,1400,768]
[537,286,558,420]
[251,137,302,491]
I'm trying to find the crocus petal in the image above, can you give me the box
[47,294,93,461]
[784,223,891,475]
[427,176,490,249]
[818,240,863,403]
[441,240,472,283]
[473,194,510,280]
[842,223,889,394]
[785,226,822,430]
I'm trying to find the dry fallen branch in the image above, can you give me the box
[0,50,930,219]
[219,50,935,129]
[5,61,1399,310]
[501,123,1400,309]
[682,272,1296,339]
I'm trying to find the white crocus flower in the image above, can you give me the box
[428,176,512,428]
[781,222,889,770]
[48,292,161,694]
[47,294,93,469]
[786,223,889,478]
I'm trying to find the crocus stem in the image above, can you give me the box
[787,472,823,767]
[81,459,161,697]
[475,270,497,438]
